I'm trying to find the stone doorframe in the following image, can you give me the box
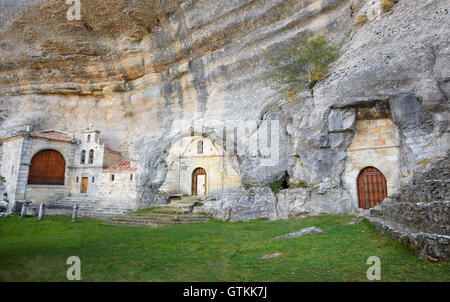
[192,167,207,196]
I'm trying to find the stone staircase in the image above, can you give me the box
[152,196,202,214]
[103,196,211,228]
[361,199,450,262]
[58,196,137,218]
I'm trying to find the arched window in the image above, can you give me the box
[87,134,91,143]
[28,149,66,185]
[89,149,94,164]
[197,140,204,154]
[80,150,86,164]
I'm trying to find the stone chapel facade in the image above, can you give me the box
[0,124,138,213]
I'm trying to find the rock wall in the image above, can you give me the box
[0,0,449,218]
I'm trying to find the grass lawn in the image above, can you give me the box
[0,214,448,281]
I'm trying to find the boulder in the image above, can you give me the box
[273,227,326,240]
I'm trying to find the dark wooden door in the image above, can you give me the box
[28,149,66,185]
[357,167,387,209]
[192,168,207,196]
[81,177,88,193]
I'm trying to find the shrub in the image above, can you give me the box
[355,16,367,25]
[268,181,283,194]
[263,35,340,101]
[243,183,252,190]
[381,0,395,13]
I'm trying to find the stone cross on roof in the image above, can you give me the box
[88,122,94,130]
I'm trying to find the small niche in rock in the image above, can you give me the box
[281,171,290,189]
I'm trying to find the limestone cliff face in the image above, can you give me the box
[0,0,448,212]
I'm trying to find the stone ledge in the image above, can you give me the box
[364,216,449,263]
[370,199,449,235]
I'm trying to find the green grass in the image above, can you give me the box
[131,207,158,214]
[0,214,448,281]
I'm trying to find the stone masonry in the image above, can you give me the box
[365,157,450,262]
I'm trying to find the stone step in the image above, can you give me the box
[115,216,209,223]
[364,216,450,262]
[170,200,198,206]
[103,212,211,228]
[103,220,160,228]
[153,207,192,214]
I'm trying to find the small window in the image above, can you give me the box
[92,177,95,183]
[11,165,14,176]
[87,134,91,143]
[76,176,79,183]
[89,149,94,164]
[80,150,86,164]
[130,174,133,181]
[197,140,203,154]
[111,174,115,181]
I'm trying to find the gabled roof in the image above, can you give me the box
[103,161,136,172]
[105,147,121,155]
[2,129,77,143]
[32,130,75,142]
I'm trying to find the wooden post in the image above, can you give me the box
[38,203,45,221]
[72,204,78,222]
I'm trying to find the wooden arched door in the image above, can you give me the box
[192,168,207,196]
[357,167,387,209]
[28,149,66,185]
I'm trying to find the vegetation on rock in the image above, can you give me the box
[268,181,284,194]
[289,179,308,189]
[264,36,340,102]
[381,0,395,13]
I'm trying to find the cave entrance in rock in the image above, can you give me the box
[357,167,387,209]
[192,168,207,196]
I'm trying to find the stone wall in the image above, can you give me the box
[371,200,449,235]
[97,171,137,198]
[0,136,24,203]
[343,116,401,208]
[68,167,102,196]
[25,185,66,203]
[396,156,450,204]
[366,157,450,262]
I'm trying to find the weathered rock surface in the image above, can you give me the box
[275,188,311,219]
[203,187,278,222]
[273,226,326,240]
[0,0,448,222]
